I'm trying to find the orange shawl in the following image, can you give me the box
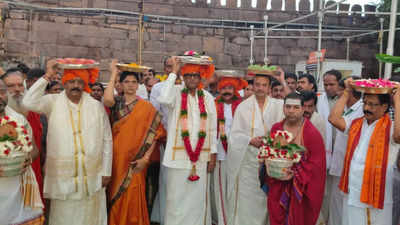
[108,99,165,225]
[339,114,391,209]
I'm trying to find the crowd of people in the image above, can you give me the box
[0,54,399,225]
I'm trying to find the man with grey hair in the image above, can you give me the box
[2,68,45,201]
[0,79,43,224]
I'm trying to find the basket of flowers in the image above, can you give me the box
[0,116,33,177]
[56,58,99,69]
[258,130,304,180]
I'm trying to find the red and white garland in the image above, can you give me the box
[258,130,302,163]
[180,88,207,181]
[216,96,241,152]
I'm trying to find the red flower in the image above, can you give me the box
[8,121,17,128]
[293,154,298,159]
[4,149,10,155]
[188,175,200,181]
[4,116,9,120]
[281,150,288,155]
[271,132,276,139]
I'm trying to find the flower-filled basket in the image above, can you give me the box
[258,130,304,180]
[0,116,33,177]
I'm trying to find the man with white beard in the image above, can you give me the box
[2,68,45,201]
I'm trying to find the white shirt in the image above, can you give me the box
[310,111,326,144]
[217,103,233,161]
[137,84,148,100]
[329,100,363,176]
[150,81,171,129]
[158,73,217,169]
[345,117,399,208]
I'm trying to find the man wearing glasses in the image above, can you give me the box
[329,78,400,225]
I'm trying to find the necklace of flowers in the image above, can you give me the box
[180,88,207,181]
[216,96,241,152]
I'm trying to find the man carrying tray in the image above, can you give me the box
[22,59,112,225]
[266,92,326,225]
[158,54,218,225]
[329,78,400,225]
[226,65,289,225]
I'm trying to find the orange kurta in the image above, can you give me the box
[108,99,165,225]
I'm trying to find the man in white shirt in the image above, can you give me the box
[212,71,247,225]
[329,78,400,225]
[301,90,326,141]
[328,77,363,225]
[22,65,112,225]
[150,56,174,224]
[227,69,288,225]
[158,56,217,225]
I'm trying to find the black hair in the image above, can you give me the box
[389,75,400,83]
[119,71,139,83]
[1,67,24,80]
[17,63,30,74]
[247,79,254,85]
[148,69,155,76]
[27,68,45,80]
[348,76,362,99]
[364,93,391,112]
[271,80,282,90]
[254,74,271,85]
[339,78,345,89]
[90,82,104,91]
[298,73,317,92]
[46,81,62,91]
[301,90,317,105]
[284,91,304,105]
[324,69,342,82]
[285,72,297,81]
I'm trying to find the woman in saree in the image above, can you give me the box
[104,61,165,225]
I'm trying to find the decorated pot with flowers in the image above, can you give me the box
[0,116,33,177]
[258,130,304,180]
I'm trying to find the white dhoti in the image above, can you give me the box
[328,175,343,225]
[228,147,268,225]
[151,145,167,224]
[48,188,107,225]
[0,176,43,224]
[212,160,228,225]
[342,196,392,225]
[165,167,211,225]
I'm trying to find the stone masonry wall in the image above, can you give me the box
[0,0,381,82]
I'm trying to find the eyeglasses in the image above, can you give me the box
[363,101,381,108]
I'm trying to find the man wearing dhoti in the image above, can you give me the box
[105,61,165,225]
[0,79,44,225]
[227,67,288,225]
[212,70,247,225]
[330,78,400,225]
[150,56,175,225]
[158,55,217,225]
[22,62,112,225]
[266,92,326,225]
[327,76,363,225]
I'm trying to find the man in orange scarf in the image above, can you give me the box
[329,78,400,225]
[212,71,247,225]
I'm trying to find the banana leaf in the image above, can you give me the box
[376,54,400,64]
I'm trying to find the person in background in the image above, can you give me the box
[285,72,298,92]
[243,79,254,99]
[142,68,155,84]
[271,79,285,99]
[90,82,105,102]
[297,73,317,92]
[301,90,326,142]
[26,68,45,90]
[46,81,63,94]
